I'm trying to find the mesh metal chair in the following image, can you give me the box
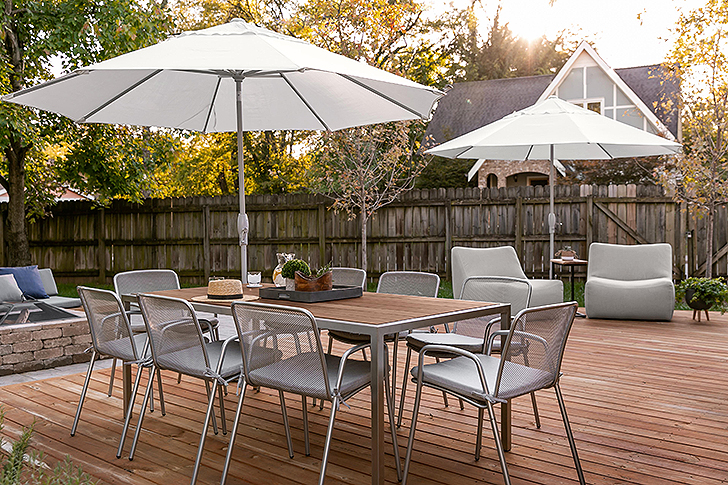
[109,269,220,395]
[397,276,533,428]
[327,271,440,398]
[221,301,402,485]
[402,302,585,485]
[72,287,153,438]
[331,267,367,289]
[118,294,243,485]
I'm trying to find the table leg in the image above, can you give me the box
[570,264,576,301]
[370,332,386,485]
[499,306,512,451]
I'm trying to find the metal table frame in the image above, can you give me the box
[122,293,511,485]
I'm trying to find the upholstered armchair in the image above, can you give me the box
[585,242,675,321]
[451,246,563,306]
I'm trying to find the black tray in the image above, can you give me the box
[258,285,363,303]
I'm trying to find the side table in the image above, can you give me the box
[550,258,588,317]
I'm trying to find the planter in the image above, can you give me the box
[294,271,333,292]
[285,278,295,291]
[685,288,712,311]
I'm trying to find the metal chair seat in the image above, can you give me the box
[406,332,483,356]
[248,352,371,400]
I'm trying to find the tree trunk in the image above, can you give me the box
[706,203,715,278]
[360,208,368,273]
[4,136,31,266]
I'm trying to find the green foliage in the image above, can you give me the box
[676,277,728,313]
[0,407,33,485]
[314,261,332,278]
[416,158,478,189]
[281,259,311,279]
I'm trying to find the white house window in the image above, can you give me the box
[570,98,603,115]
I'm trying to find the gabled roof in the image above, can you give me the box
[425,44,679,146]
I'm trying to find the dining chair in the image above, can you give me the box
[221,301,402,485]
[119,294,243,485]
[72,287,154,438]
[397,276,535,428]
[109,269,220,396]
[327,271,440,403]
[402,302,585,485]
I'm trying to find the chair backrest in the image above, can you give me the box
[494,302,577,401]
[376,271,439,297]
[78,286,141,362]
[460,276,532,315]
[451,246,527,300]
[230,301,331,399]
[113,269,180,296]
[331,267,367,290]
[137,294,210,377]
[38,269,58,296]
[587,243,673,281]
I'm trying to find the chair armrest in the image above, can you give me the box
[334,342,371,393]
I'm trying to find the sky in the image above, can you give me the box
[437,0,707,68]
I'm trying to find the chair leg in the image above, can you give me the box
[128,367,156,461]
[555,383,586,485]
[204,379,219,434]
[318,395,340,485]
[530,391,541,428]
[486,401,512,485]
[475,407,484,461]
[177,372,182,384]
[401,374,425,485]
[302,396,311,456]
[156,366,166,416]
[459,398,464,410]
[191,378,222,485]
[279,390,294,458]
[220,380,248,485]
[117,364,145,458]
[71,351,97,436]
[391,337,399,405]
[148,366,155,413]
[396,347,413,428]
[434,357,449,407]
[217,380,228,435]
[107,357,116,397]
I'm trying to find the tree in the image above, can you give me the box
[312,122,428,271]
[658,0,728,278]
[0,0,172,265]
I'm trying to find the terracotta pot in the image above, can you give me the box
[685,288,712,311]
[294,271,333,292]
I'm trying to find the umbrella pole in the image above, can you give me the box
[549,145,555,279]
[235,76,248,284]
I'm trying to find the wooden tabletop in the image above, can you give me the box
[151,286,497,327]
[550,258,588,266]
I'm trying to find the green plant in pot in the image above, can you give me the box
[675,277,728,321]
[281,259,311,290]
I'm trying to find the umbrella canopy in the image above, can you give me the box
[425,96,681,276]
[5,19,444,281]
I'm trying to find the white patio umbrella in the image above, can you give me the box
[426,96,681,277]
[3,19,444,282]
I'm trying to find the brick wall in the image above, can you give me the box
[0,318,95,376]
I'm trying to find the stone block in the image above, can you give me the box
[12,340,43,353]
[0,331,31,344]
[32,328,62,340]
[71,335,92,346]
[43,337,72,349]
[45,355,73,368]
[13,360,45,374]
[64,344,89,356]
[0,344,12,355]
[3,351,33,365]
[0,366,13,376]
[34,347,63,361]
[62,323,90,337]
[72,353,92,364]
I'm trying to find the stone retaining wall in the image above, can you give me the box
[0,317,94,376]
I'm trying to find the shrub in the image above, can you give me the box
[281,259,311,279]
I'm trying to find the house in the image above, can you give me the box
[0,186,92,203]
[424,42,680,188]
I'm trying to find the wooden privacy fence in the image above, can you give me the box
[3,184,723,285]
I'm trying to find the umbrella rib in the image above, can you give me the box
[525,145,534,160]
[279,72,330,131]
[203,77,222,133]
[337,73,426,119]
[3,71,86,100]
[79,70,163,122]
[596,143,615,159]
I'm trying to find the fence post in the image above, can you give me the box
[318,202,326,267]
[445,199,452,282]
[97,208,106,283]
[203,204,211,281]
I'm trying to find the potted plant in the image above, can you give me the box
[281,259,311,290]
[675,277,728,321]
[555,246,577,260]
[294,262,333,292]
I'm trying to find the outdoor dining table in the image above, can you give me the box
[121,286,511,485]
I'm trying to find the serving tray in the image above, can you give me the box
[258,285,363,303]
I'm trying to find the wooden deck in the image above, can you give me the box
[2,310,728,484]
